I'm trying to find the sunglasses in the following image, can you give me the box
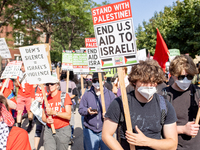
[177,74,193,80]
[46,83,56,86]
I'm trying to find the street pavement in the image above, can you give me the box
[22,109,84,150]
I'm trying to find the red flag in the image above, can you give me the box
[153,28,169,72]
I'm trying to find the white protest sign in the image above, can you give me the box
[0,38,11,58]
[62,50,73,71]
[72,49,89,74]
[85,48,102,72]
[1,61,23,79]
[19,45,52,84]
[92,0,137,69]
[137,49,147,61]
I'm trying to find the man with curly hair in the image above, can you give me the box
[160,55,200,150]
[102,59,178,150]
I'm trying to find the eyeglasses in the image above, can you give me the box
[46,83,56,86]
[177,74,193,80]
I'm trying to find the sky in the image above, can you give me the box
[93,0,180,29]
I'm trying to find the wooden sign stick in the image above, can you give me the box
[0,78,9,93]
[66,71,69,94]
[192,105,200,138]
[56,66,60,80]
[117,67,135,150]
[40,84,56,134]
[98,72,106,114]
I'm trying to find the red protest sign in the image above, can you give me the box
[85,38,97,48]
[92,0,132,25]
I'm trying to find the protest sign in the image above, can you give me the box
[72,49,89,74]
[92,0,137,69]
[137,49,147,61]
[19,45,52,84]
[62,50,73,71]
[34,43,52,71]
[169,49,180,61]
[1,61,22,79]
[85,38,97,48]
[0,38,11,58]
[85,48,101,72]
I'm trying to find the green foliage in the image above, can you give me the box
[136,0,200,57]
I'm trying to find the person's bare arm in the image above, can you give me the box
[102,118,124,150]
[46,105,71,120]
[70,95,75,99]
[7,99,17,110]
[42,109,47,123]
[126,122,178,150]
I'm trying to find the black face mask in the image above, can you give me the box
[87,81,92,87]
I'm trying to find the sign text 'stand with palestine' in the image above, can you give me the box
[85,38,97,48]
[92,0,137,69]
[19,45,52,84]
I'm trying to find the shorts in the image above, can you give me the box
[17,95,32,111]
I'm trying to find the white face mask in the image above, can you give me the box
[92,82,100,89]
[137,86,157,100]
[175,77,191,91]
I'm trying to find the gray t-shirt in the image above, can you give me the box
[105,91,177,150]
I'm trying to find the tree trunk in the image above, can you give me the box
[45,33,50,43]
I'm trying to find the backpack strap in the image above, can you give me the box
[60,92,66,112]
[158,94,168,126]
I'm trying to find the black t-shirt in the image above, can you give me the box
[162,84,200,150]
[105,90,177,150]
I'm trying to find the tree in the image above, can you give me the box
[136,0,200,57]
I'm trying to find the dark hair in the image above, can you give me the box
[0,95,9,116]
[69,71,74,81]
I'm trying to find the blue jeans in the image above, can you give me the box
[83,127,109,150]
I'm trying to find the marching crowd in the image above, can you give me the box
[1,54,200,150]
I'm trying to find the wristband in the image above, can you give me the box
[55,111,58,116]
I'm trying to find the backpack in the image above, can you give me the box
[119,92,168,126]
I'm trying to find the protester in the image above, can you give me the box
[0,95,31,150]
[15,63,34,132]
[161,55,200,149]
[79,72,115,150]
[42,76,72,150]
[102,59,178,150]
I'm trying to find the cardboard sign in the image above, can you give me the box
[62,50,73,71]
[1,61,22,79]
[0,38,11,58]
[92,0,137,69]
[72,49,89,74]
[85,38,97,48]
[19,45,52,84]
